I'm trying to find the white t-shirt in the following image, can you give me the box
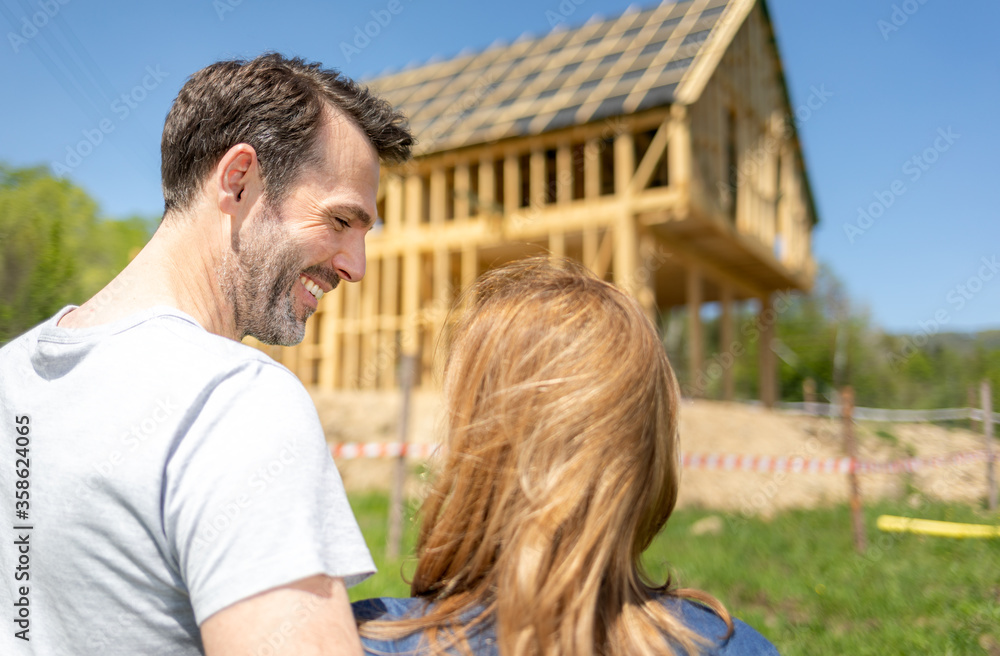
[0,306,375,654]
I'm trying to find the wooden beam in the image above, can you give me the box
[687,267,704,396]
[430,168,446,224]
[530,149,546,209]
[343,280,361,389]
[614,131,634,198]
[758,293,777,408]
[461,244,477,294]
[318,287,341,390]
[504,154,519,217]
[629,117,671,195]
[401,249,420,357]
[667,104,691,199]
[433,245,450,380]
[720,284,734,401]
[454,163,470,221]
[379,254,399,389]
[359,260,380,390]
[556,142,572,205]
[384,175,403,231]
[613,132,637,294]
[591,227,614,280]
[675,0,756,104]
[404,175,422,228]
[637,232,658,322]
[549,230,565,259]
[583,224,598,270]
[584,138,600,199]
[479,157,495,216]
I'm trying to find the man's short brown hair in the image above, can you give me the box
[160,53,413,214]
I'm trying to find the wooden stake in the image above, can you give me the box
[981,379,997,512]
[969,385,980,432]
[803,377,816,415]
[387,354,416,560]
[842,386,867,553]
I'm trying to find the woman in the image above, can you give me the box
[354,258,778,655]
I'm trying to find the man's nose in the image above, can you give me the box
[332,232,366,283]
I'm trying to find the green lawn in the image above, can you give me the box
[347,492,1000,655]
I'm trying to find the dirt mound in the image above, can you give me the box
[310,389,997,514]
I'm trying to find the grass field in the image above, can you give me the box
[347,492,1000,655]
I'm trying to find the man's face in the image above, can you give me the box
[220,111,380,345]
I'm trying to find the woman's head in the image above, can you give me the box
[361,257,730,655]
[414,258,681,614]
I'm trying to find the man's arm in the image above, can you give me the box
[200,575,362,656]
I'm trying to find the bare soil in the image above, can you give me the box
[310,389,998,515]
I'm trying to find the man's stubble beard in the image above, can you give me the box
[218,202,338,346]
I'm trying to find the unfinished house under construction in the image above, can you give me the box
[260,0,819,405]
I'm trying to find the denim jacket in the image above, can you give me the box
[353,595,780,655]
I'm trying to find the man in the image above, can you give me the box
[0,54,412,655]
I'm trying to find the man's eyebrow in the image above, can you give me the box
[325,204,374,229]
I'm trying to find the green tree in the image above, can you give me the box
[0,164,155,344]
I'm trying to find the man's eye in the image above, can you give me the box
[335,217,350,229]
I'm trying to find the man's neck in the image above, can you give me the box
[58,209,240,340]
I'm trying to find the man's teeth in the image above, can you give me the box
[299,275,324,301]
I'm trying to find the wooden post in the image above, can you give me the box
[686,267,703,396]
[387,354,416,560]
[720,285,734,401]
[981,379,997,511]
[803,377,816,415]
[842,386,867,554]
[969,385,980,432]
[758,294,777,409]
[613,131,637,295]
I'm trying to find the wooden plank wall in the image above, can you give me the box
[687,3,815,274]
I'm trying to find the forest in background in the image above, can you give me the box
[2,163,997,411]
[0,164,155,342]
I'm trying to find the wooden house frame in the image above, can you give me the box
[258,0,818,405]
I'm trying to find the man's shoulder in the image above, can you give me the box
[118,307,302,388]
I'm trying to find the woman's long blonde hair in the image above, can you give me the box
[361,257,732,655]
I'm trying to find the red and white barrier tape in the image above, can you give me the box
[681,450,992,474]
[330,442,440,460]
[330,443,993,474]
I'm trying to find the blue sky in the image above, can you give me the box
[1,0,997,333]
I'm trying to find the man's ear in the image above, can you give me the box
[216,143,262,218]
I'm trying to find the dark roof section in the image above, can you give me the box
[368,0,733,156]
